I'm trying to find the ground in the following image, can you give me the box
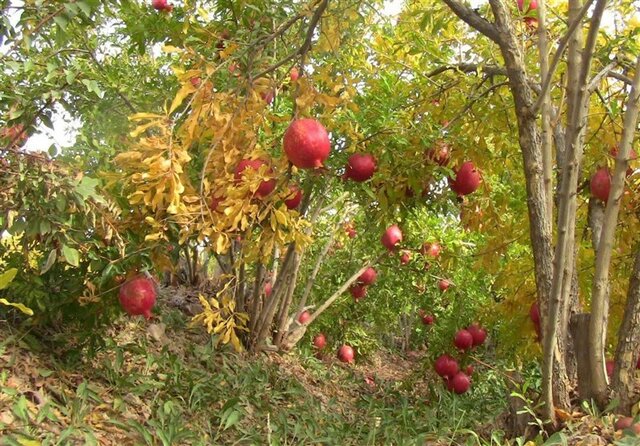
[0,297,637,445]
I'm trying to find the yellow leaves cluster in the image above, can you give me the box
[190,291,249,352]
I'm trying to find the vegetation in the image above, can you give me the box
[1,0,640,443]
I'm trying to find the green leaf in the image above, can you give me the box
[41,249,57,274]
[53,15,69,30]
[0,269,17,290]
[75,176,101,200]
[62,245,80,267]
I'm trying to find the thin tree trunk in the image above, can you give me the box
[296,231,335,315]
[274,252,302,346]
[612,249,640,414]
[537,0,553,224]
[589,55,640,406]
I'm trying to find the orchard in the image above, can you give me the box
[0,0,639,444]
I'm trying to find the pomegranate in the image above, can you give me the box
[610,146,638,177]
[344,153,376,182]
[529,301,540,325]
[434,354,459,378]
[358,267,377,285]
[381,224,403,251]
[313,333,326,349]
[261,90,275,104]
[465,365,474,376]
[451,372,471,394]
[350,284,367,301]
[283,119,331,169]
[467,323,487,347]
[152,0,169,10]
[264,282,272,297]
[284,186,303,209]
[422,314,434,325]
[615,417,634,431]
[451,161,481,196]
[290,67,300,82]
[454,329,474,351]
[517,0,538,11]
[118,275,157,319]
[590,167,611,202]
[438,279,450,291]
[426,140,451,166]
[444,376,456,392]
[400,251,411,265]
[421,242,442,259]
[234,159,276,197]
[298,310,311,324]
[209,193,224,211]
[190,77,201,87]
[337,345,355,363]
[606,359,614,377]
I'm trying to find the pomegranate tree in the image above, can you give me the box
[358,267,377,285]
[344,153,376,182]
[381,224,403,251]
[337,345,355,363]
[234,159,276,197]
[450,161,481,196]
[118,275,157,319]
[590,167,611,202]
[283,119,331,169]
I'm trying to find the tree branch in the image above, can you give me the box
[441,0,500,43]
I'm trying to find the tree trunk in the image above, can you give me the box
[570,313,594,401]
[612,249,640,414]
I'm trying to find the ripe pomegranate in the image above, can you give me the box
[337,345,355,363]
[422,314,434,325]
[344,153,376,182]
[283,119,331,169]
[434,354,459,378]
[216,29,230,50]
[234,159,276,197]
[209,192,224,211]
[444,376,456,392]
[451,372,471,394]
[438,279,450,291]
[190,77,201,87]
[606,359,614,377]
[381,225,403,251]
[426,140,451,166]
[451,161,481,196]
[284,186,302,209]
[290,67,300,82]
[517,0,538,11]
[313,333,326,349]
[358,267,377,285]
[118,275,157,319]
[467,323,487,347]
[264,282,272,297]
[298,310,311,324]
[261,90,275,104]
[615,417,634,431]
[529,301,540,325]
[454,329,474,351]
[421,242,441,259]
[465,365,474,376]
[152,0,169,10]
[350,284,367,301]
[400,251,411,265]
[590,167,611,202]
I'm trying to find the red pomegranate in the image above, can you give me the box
[517,0,538,11]
[190,77,201,87]
[358,267,377,285]
[422,314,434,325]
[234,159,276,197]
[467,323,487,347]
[454,329,474,351]
[338,345,355,363]
[400,251,411,265]
[264,282,272,298]
[350,284,367,301]
[283,119,331,169]
[434,354,459,378]
[452,372,471,394]
[284,186,303,209]
[451,161,481,196]
[444,376,456,392]
[313,333,326,349]
[209,192,224,211]
[421,242,442,259]
[426,140,451,166]
[606,359,614,377]
[590,167,611,202]
[438,279,450,291]
[261,90,275,104]
[465,365,474,376]
[529,301,540,325]
[290,67,300,82]
[610,146,638,177]
[346,228,357,238]
[381,225,403,251]
[615,417,634,431]
[345,153,376,182]
[298,311,312,324]
[152,0,169,10]
[118,275,157,319]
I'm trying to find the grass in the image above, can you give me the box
[0,306,531,446]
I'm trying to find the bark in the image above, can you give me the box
[570,313,594,400]
[589,55,640,406]
[537,0,553,224]
[273,252,302,347]
[295,231,335,315]
[612,249,640,415]
[248,263,265,333]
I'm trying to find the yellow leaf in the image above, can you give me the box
[0,298,33,316]
[169,83,194,115]
[129,113,165,121]
[162,45,182,53]
[17,439,41,446]
[145,233,163,242]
